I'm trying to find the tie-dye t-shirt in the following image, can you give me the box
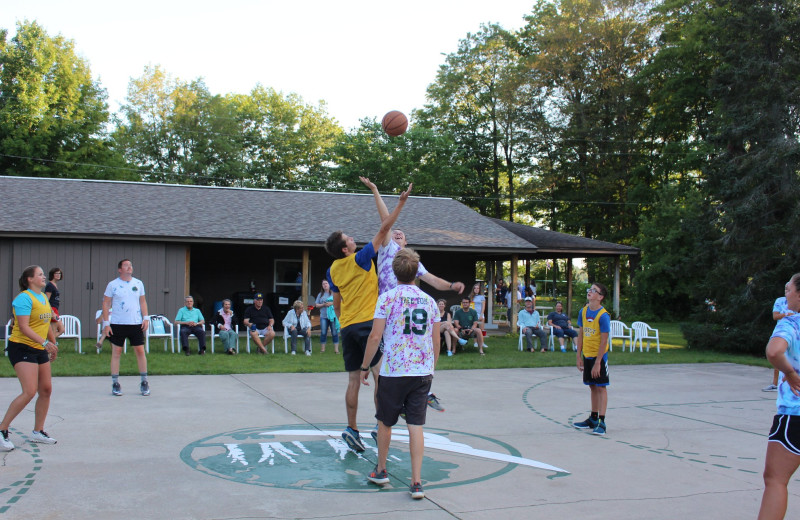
[377,240,428,295]
[773,297,795,317]
[770,314,800,415]
[374,284,440,377]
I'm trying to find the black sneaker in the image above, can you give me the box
[112,381,122,396]
[410,482,425,499]
[367,466,390,485]
[140,380,150,396]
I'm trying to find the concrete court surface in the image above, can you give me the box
[0,362,796,520]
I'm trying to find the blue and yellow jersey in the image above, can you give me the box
[9,290,52,349]
[578,305,610,358]
[328,242,378,328]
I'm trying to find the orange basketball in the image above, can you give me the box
[381,110,408,137]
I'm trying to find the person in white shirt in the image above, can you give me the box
[101,259,150,397]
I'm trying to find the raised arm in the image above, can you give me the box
[370,183,412,252]
[419,273,465,294]
[361,177,391,217]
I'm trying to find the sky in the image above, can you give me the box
[2,0,535,130]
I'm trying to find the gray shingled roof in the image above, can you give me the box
[0,177,535,253]
[490,218,640,257]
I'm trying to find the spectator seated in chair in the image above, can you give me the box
[214,298,238,355]
[547,301,578,352]
[175,295,207,355]
[519,296,547,352]
[452,296,485,355]
[282,300,312,355]
[243,292,275,354]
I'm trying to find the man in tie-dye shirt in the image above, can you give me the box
[360,248,440,500]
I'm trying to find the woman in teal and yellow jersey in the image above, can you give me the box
[0,265,59,452]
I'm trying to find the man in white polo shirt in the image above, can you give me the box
[101,259,150,397]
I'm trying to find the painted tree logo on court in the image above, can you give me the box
[181,424,568,492]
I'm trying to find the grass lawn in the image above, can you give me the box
[1,322,771,377]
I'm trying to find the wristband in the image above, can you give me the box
[449,282,454,289]
[361,366,370,372]
[102,320,110,328]
[42,339,49,347]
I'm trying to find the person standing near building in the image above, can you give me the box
[573,282,611,436]
[1,265,59,451]
[101,259,150,397]
[324,181,411,453]
[361,248,440,499]
[45,267,65,339]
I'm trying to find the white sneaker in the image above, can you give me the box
[1,430,14,451]
[305,350,311,356]
[762,384,778,392]
[291,351,296,355]
[30,430,57,444]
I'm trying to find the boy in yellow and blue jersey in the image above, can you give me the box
[325,182,412,453]
[573,282,611,436]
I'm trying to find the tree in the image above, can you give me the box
[0,21,122,178]
[518,0,656,286]
[420,24,543,218]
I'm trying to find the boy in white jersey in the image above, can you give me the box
[361,175,463,411]
[360,248,440,499]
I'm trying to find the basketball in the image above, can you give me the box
[381,111,408,137]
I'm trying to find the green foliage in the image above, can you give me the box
[114,67,342,188]
[0,21,123,178]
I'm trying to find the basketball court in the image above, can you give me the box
[0,363,794,519]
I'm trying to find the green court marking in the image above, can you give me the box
[0,430,42,514]
[181,423,565,492]
[521,374,766,477]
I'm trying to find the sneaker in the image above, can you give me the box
[305,350,311,356]
[367,466,390,485]
[0,430,14,451]
[762,384,778,392]
[112,381,122,396]
[370,428,378,442]
[447,351,453,357]
[30,430,57,444]
[591,421,607,436]
[140,380,150,396]
[410,482,425,499]
[427,394,445,412]
[573,416,598,429]
[291,351,296,355]
[457,338,467,346]
[342,427,365,452]
[561,348,566,353]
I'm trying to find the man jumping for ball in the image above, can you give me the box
[325,182,412,453]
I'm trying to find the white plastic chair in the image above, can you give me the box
[210,324,239,354]
[283,328,311,354]
[145,315,175,353]
[608,320,633,352]
[548,323,577,352]
[59,314,82,353]
[517,320,547,351]
[631,321,661,353]
[246,328,276,354]
[4,319,11,356]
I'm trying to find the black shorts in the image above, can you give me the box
[583,354,610,386]
[768,414,800,456]
[109,324,145,347]
[376,375,433,427]
[6,340,50,366]
[459,329,477,339]
[341,321,381,372]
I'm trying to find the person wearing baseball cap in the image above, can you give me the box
[243,293,274,353]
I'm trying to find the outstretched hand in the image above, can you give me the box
[359,176,377,192]
[399,183,413,201]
